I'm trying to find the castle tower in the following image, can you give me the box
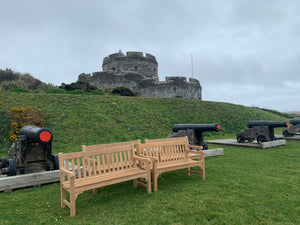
[102,51,158,80]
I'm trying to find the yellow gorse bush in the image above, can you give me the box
[7,106,49,141]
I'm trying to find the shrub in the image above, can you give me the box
[90,89,104,95]
[46,88,67,94]
[59,81,98,92]
[112,86,136,96]
[7,107,48,141]
[0,79,29,91]
[68,89,86,95]
[8,88,30,93]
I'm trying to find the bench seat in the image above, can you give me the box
[62,167,149,191]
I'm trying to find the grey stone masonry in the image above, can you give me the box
[78,51,202,100]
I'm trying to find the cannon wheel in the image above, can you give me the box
[237,136,245,143]
[1,157,8,168]
[257,135,267,144]
[248,138,254,142]
[52,154,59,170]
[8,158,17,176]
[283,130,289,137]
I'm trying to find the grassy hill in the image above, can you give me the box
[1,91,299,224]
[0,92,290,155]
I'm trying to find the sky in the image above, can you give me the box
[1,0,300,112]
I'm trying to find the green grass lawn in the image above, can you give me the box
[0,92,291,156]
[0,92,298,224]
[0,140,299,224]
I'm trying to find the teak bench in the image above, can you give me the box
[137,136,205,192]
[58,143,151,216]
[145,137,205,160]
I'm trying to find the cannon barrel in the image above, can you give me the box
[247,121,289,128]
[290,120,300,125]
[18,125,53,144]
[172,123,221,133]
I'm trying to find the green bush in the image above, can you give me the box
[7,106,48,141]
[68,89,86,95]
[46,88,67,94]
[90,89,104,95]
[112,86,136,96]
[8,88,30,93]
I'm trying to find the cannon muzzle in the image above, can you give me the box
[290,120,300,125]
[172,123,221,133]
[18,125,53,144]
[247,121,289,128]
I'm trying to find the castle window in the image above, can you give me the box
[134,66,138,71]
[112,67,116,71]
[153,68,156,73]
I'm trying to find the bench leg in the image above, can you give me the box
[153,172,158,192]
[201,163,205,180]
[93,188,98,194]
[70,194,76,217]
[146,172,152,193]
[133,179,138,188]
[187,167,191,176]
[61,185,66,208]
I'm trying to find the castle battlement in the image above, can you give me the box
[103,51,157,65]
[78,51,202,100]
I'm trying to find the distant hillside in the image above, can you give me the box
[0,68,52,91]
[285,111,300,118]
[0,92,290,155]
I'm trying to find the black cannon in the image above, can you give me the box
[282,120,300,137]
[237,121,289,143]
[0,125,59,176]
[170,123,221,149]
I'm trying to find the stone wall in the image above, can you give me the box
[102,51,158,80]
[77,51,202,100]
[78,72,144,90]
[137,77,201,99]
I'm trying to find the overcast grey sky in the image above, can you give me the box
[1,0,299,112]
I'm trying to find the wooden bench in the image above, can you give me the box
[58,143,151,216]
[145,137,205,160]
[137,136,205,192]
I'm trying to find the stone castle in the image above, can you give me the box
[78,51,202,99]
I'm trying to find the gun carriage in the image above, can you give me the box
[170,123,221,150]
[237,121,289,144]
[282,120,300,137]
[0,125,59,176]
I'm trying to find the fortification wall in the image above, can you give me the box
[77,51,202,100]
[78,72,144,90]
[102,51,158,80]
[136,77,202,99]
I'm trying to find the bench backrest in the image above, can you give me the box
[137,137,190,165]
[59,144,137,180]
[82,140,140,152]
[145,136,188,144]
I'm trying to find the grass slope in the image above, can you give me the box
[0,92,289,155]
[0,92,299,224]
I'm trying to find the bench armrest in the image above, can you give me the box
[133,155,152,170]
[60,167,75,178]
[186,148,205,160]
[133,155,152,163]
[188,144,203,151]
[186,149,204,154]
